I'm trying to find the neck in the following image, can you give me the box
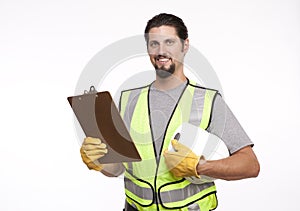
[153,72,187,91]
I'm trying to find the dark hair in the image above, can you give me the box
[144,13,188,43]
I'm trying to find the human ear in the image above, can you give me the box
[182,38,189,53]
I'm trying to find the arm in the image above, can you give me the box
[80,91,131,177]
[202,94,260,180]
[80,137,125,177]
[164,95,260,180]
[197,146,260,180]
[101,163,125,177]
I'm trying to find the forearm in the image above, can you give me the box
[101,163,125,177]
[196,146,260,181]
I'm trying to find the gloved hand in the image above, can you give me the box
[80,137,108,171]
[164,139,200,178]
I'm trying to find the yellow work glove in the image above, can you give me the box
[164,139,200,178]
[80,137,108,171]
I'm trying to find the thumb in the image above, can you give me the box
[163,149,168,156]
[173,141,192,153]
[171,139,179,151]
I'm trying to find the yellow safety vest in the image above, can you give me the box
[120,80,218,211]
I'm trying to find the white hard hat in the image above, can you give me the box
[169,123,229,184]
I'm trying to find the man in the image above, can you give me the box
[80,13,260,211]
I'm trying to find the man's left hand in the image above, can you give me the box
[164,140,201,178]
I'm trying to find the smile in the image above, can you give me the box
[155,56,172,65]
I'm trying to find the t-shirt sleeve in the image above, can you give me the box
[206,94,254,154]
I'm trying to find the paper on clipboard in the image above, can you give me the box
[67,87,141,164]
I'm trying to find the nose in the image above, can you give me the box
[158,43,166,55]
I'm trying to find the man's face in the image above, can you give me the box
[147,26,189,78]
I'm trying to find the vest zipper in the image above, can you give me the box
[147,81,189,210]
[147,89,160,210]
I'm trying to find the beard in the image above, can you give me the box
[154,63,176,79]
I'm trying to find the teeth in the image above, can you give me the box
[156,57,170,62]
[159,58,169,62]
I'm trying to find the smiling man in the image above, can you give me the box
[80,13,260,211]
[147,25,187,80]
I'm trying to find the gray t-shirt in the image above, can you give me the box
[149,83,187,155]
[149,83,253,156]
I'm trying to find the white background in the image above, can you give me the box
[1,0,299,210]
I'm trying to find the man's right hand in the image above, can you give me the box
[80,137,108,171]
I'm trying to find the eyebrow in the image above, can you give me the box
[149,37,176,43]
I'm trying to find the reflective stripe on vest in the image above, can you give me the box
[120,81,218,210]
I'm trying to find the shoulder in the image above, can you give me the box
[119,83,151,106]
[187,80,222,104]
[187,79,219,93]
[121,84,150,95]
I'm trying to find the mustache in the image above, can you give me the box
[155,54,171,60]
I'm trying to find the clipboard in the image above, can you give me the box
[67,86,141,164]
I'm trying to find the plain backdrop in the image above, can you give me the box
[0,0,299,210]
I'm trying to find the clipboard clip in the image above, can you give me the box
[84,86,97,95]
